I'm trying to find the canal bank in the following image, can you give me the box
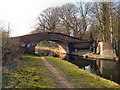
[35,47,60,55]
[36,48,120,84]
[82,52,119,61]
[70,49,119,60]
[82,41,119,61]
[2,54,120,88]
[36,46,119,60]
[45,56,120,88]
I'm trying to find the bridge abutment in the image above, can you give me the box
[22,43,36,54]
[58,44,69,54]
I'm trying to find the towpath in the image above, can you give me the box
[41,57,74,88]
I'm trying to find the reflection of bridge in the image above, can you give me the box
[14,32,91,54]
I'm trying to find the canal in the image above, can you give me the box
[36,49,120,84]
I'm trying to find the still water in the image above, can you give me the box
[36,49,120,84]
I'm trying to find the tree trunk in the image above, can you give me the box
[109,2,113,43]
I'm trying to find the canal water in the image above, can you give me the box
[36,49,120,84]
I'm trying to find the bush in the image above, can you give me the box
[1,30,22,66]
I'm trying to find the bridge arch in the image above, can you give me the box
[15,32,91,54]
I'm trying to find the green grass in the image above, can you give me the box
[35,46,60,55]
[2,55,60,88]
[35,46,59,52]
[83,53,101,57]
[79,49,90,52]
[45,56,120,88]
[3,55,120,88]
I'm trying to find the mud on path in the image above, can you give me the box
[41,57,74,88]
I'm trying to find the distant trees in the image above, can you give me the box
[77,2,92,36]
[59,3,78,36]
[32,1,118,43]
[30,1,120,56]
[91,2,118,42]
[90,2,109,41]
[89,2,119,55]
[34,2,93,39]
[37,7,60,32]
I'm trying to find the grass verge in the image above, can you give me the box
[45,56,120,88]
[2,55,60,88]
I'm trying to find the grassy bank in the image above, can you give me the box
[3,55,120,88]
[45,56,120,88]
[83,53,118,60]
[35,46,59,53]
[2,55,60,88]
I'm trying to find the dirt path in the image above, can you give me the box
[41,57,74,88]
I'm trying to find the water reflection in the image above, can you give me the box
[94,60,120,83]
[36,49,120,84]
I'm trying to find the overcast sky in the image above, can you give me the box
[0,0,118,36]
[0,0,80,36]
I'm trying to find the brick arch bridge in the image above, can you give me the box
[14,32,92,54]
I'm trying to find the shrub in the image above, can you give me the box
[1,30,22,67]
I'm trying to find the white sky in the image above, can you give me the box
[0,0,118,36]
[0,0,81,36]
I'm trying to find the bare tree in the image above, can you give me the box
[76,2,92,36]
[91,2,119,43]
[59,3,83,37]
[91,2,110,42]
[37,7,60,32]
[109,2,113,43]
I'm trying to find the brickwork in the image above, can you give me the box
[14,32,91,54]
